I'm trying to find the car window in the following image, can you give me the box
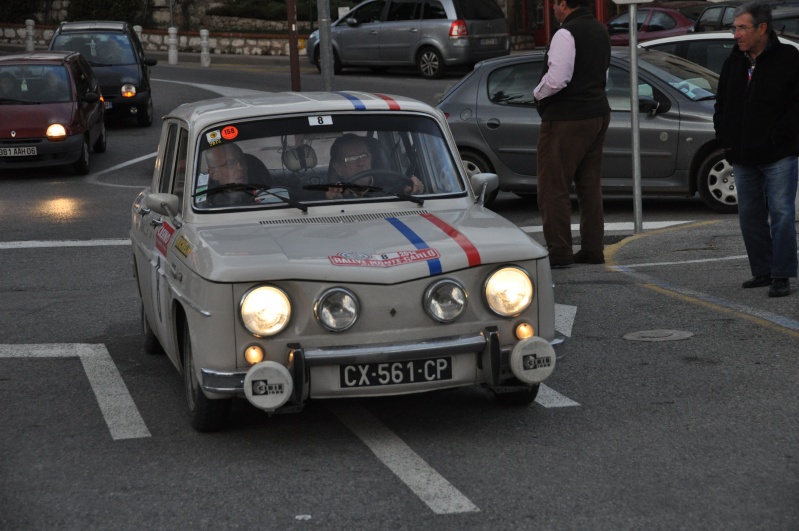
[695,7,723,32]
[721,8,736,27]
[342,1,386,24]
[641,51,718,100]
[386,0,420,21]
[775,16,799,34]
[192,114,465,211]
[647,11,677,31]
[609,9,649,32]
[422,0,448,20]
[606,65,657,111]
[455,0,505,20]
[487,62,541,106]
[159,124,179,195]
[52,32,137,66]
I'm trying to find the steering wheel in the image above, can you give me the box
[346,168,414,193]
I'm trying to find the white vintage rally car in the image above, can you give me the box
[130,91,562,431]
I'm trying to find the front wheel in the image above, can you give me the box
[459,150,498,206]
[72,136,90,175]
[141,302,163,354]
[137,96,154,127]
[183,322,231,432]
[417,47,445,79]
[697,149,737,213]
[492,384,540,406]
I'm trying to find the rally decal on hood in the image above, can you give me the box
[329,249,440,268]
[386,216,443,275]
[421,213,481,267]
[336,92,401,111]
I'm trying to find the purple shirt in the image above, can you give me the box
[534,29,575,101]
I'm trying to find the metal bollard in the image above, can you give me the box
[200,29,211,68]
[168,27,178,65]
[25,19,35,52]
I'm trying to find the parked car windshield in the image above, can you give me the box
[192,113,466,211]
[51,33,136,66]
[0,64,72,103]
[639,50,718,100]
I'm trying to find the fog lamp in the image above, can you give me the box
[515,322,534,340]
[244,345,264,365]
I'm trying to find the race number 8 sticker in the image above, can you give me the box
[308,116,333,126]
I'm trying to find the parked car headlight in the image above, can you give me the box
[484,267,533,317]
[424,279,467,323]
[315,287,359,332]
[121,84,137,98]
[46,124,67,141]
[240,286,291,336]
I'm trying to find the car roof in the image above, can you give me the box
[641,30,799,49]
[56,21,128,32]
[166,91,440,130]
[0,50,76,65]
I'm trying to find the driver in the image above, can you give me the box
[326,134,424,199]
[204,142,253,207]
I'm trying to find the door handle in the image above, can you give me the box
[486,119,501,129]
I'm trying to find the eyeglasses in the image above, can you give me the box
[341,152,372,164]
[729,23,761,34]
[208,159,242,173]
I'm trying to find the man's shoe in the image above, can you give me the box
[574,250,605,264]
[742,275,771,288]
[768,278,790,297]
[548,256,574,268]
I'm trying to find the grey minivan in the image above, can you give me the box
[306,0,510,78]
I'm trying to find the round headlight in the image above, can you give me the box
[424,279,467,323]
[121,84,137,98]
[315,287,359,332]
[240,286,291,336]
[485,266,533,317]
[46,124,67,141]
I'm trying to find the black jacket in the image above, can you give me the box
[714,31,799,165]
[537,8,610,121]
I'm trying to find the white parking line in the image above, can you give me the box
[0,239,130,250]
[329,401,480,514]
[537,384,581,407]
[0,344,151,440]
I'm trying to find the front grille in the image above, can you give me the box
[259,210,430,226]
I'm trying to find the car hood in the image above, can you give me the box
[177,207,545,283]
[91,63,142,89]
[0,102,75,138]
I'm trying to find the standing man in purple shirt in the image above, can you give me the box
[534,0,611,267]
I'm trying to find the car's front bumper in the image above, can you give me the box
[0,134,84,170]
[102,90,150,117]
[202,328,564,410]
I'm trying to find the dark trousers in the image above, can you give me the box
[536,114,610,261]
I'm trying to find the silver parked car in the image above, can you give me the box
[307,0,510,79]
[438,48,737,213]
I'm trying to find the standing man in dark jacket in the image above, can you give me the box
[714,1,799,297]
[534,0,611,267]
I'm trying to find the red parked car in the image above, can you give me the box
[0,51,106,175]
[607,1,708,45]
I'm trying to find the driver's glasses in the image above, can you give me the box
[208,159,241,175]
[342,152,371,164]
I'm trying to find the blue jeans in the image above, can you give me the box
[733,157,798,279]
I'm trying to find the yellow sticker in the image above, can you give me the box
[175,235,193,257]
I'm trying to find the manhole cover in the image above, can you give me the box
[623,329,694,342]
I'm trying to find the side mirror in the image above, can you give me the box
[346,17,359,26]
[639,96,669,116]
[470,172,499,205]
[83,92,100,103]
[146,193,181,224]
[145,57,158,66]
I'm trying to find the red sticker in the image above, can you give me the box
[155,222,175,256]
[221,126,238,140]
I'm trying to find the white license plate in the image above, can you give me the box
[0,146,37,157]
[480,38,498,46]
[104,101,113,109]
[340,357,452,388]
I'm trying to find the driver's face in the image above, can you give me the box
[333,141,372,180]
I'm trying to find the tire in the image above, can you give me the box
[417,47,445,79]
[314,48,342,75]
[492,384,540,406]
[183,322,231,432]
[73,136,90,175]
[460,150,498,206]
[93,122,107,153]
[137,96,154,127]
[697,149,738,213]
[141,302,164,354]
[314,48,321,73]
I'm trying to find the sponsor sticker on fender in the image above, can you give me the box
[175,235,193,257]
[329,248,440,268]
[155,222,176,256]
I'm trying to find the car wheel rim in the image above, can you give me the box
[706,158,737,206]
[420,52,438,76]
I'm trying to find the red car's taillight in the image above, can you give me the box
[449,20,468,38]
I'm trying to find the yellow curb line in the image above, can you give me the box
[604,219,724,268]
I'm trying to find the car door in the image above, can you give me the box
[69,60,102,140]
[380,0,422,63]
[475,58,541,176]
[134,121,189,356]
[334,0,387,63]
[603,62,679,187]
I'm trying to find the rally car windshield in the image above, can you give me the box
[192,113,467,211]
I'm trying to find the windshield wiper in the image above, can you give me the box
[193,183,308,213]
[304,182,424,206]
[0,98,37,104]
[694,95,716,101]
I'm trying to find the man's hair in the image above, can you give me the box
[563,0,591,10]
[734,1,773,32]
[330,133,367,163]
